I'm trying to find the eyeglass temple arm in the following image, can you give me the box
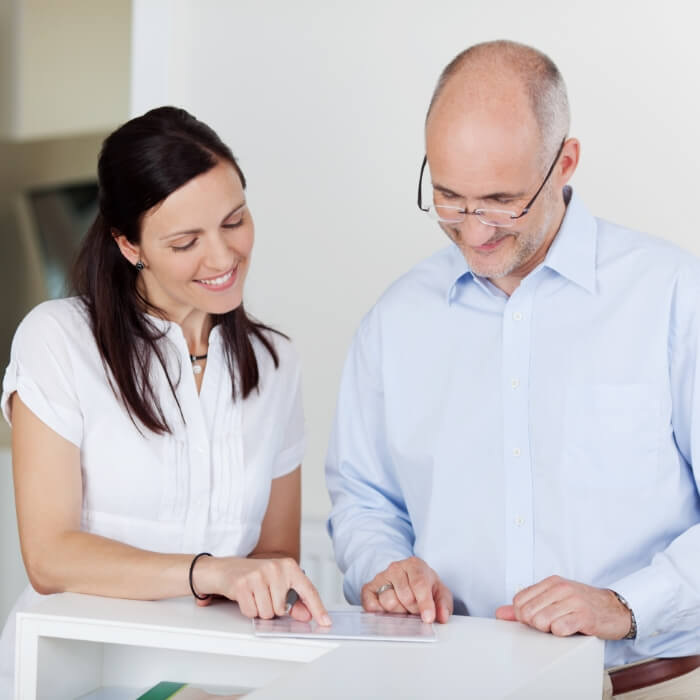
[417,155,429,211]
[512,138,567,220]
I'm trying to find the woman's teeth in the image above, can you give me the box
[197,269,234,286]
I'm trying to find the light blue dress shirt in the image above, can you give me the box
[326,188,700,667]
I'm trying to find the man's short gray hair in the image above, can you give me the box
[427,40,570,165]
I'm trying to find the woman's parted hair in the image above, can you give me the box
[71,106,280,434]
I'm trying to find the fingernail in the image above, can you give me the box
[322,614,332,626]
[422,611,433,623]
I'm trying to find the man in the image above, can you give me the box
[325,40,700,698]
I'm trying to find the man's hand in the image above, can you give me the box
[495,575,632,640]
[361,557,453,624]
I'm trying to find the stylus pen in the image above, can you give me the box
[284,568,305,615]
[284,588,298,615]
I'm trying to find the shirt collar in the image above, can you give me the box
[445,186,598,303]
[143,311,171,334]
[542,187,597,295]
[142,312,224,346]
[445,244,472,304]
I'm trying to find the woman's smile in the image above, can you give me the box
[193,265,238,291]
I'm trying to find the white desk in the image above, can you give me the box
[16,593,604,699]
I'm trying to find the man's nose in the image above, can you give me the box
[450,217,501,247]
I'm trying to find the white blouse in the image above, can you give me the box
[0,297,305,693]
[2,296,305,554]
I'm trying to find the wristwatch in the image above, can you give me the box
[610,590,637,640]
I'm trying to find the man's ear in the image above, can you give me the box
[112,230,141,267]
[558,138,580,187]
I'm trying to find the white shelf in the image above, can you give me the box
[76,684,251,699]
[16,593,604,699]
[76,688,146,700]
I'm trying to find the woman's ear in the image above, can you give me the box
[112,230,141,267]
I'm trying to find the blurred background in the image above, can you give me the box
[0,0,698,621]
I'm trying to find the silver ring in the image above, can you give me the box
[375,583,394,596]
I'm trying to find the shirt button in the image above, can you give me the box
[512,448,521,457]
[196,445,206,454]
[511,379,520,389]
[515,516,525,527]
[512,312,523,321]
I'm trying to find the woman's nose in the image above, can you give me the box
[203,232,235,270]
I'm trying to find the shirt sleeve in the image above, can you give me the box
[610,265,700,640]
[325,307,415,604]
[270,340,306,479]
[1,303,83,447]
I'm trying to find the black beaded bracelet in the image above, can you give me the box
[189,552,213,600]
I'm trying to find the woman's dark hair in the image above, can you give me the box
[70,106,280,434]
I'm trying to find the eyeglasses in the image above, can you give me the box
[417,139,566,228]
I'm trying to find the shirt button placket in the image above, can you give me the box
[171,328,213,554]
[183,437,211,552]
[503,297,535,602]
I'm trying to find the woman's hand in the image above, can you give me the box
[194,555,331,626]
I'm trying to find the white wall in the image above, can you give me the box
[131,0,700,519]
[1,0,131,140]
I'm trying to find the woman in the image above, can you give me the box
[0,106,329,693]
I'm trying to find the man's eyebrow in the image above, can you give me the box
[481,190,528,200]
[161,202,246,239]
[433,183,463,198]
[433,183,527,201]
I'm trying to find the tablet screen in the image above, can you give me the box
[253,609,436,643]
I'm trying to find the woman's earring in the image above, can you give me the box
[135,260,145,271]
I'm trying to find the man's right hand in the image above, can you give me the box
[361,556,453,623]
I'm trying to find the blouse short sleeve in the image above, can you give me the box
[2,300,83,447]
[270,338,306,479]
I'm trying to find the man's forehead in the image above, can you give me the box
[427,120,539,174]
[424,76,544,195]
[425,126,542,201]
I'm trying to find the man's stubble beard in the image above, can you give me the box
[464,192,558,280]
[457,225,544,279]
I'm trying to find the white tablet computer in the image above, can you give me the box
[253,609,436,643]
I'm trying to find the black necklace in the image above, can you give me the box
[190,353,208,375]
